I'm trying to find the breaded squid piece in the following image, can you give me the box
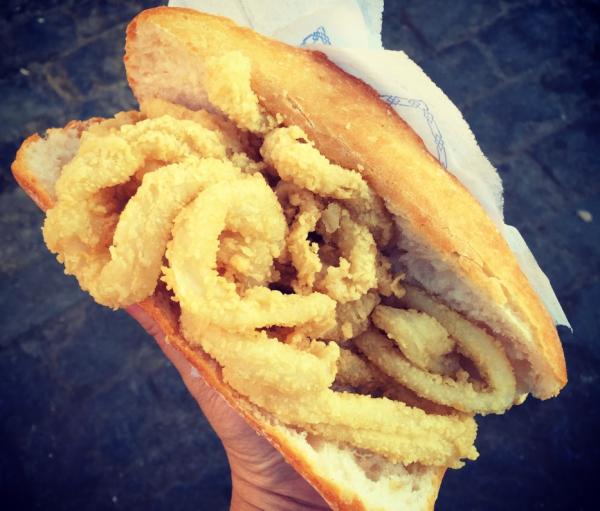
[140,97,252,155]
[373,306,457,375]
[262,126,370,200]
[316,209,378,303]
[358,286,517,415]
[44,116,233,308]
[164,177,336,335]
[261,125,395,245]
[323,291,381,342]
[286,192,323,294]
[204,51,277,134]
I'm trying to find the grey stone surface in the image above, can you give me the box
[48,25,130,99]
[531,112,600,196]
[479,3,582,77]
[2,10,78,74]
[0,72,67,145]
[497,154,569,230]
[419,41,501,108]
[403,0,501,50]
[1,0,598,510]
[0,189,47,274]
[463,79,563,159]
[522,196,600,298]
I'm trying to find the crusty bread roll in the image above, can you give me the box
[12,6,566,510]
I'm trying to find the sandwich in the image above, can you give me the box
[12,7,567,510]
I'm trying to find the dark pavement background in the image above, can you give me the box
[1,1,599,510]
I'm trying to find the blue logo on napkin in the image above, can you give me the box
[380,95,447,168]
[301,26,331,46]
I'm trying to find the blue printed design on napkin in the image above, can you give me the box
[380,95,447,168]
[301,26,331,46]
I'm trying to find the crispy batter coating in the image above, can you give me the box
[44,116,232,307]
[262,126,370,200]
[358,286,517,414]
[305,422,476,468]
[164,177,336,334]
[316,208,378,303]
[286,190,323,294]
[221,366,478,468]
[261,125,395,246]
[335,347,381,390]
[204,51,277,134]
[191,327,340,394]
[323,291,380,342]
[373,306,457,375]
[140,97,252,155]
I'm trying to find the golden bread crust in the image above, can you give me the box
[125,7,565,397]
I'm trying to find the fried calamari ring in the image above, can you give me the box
[220,365,478,468]
[194,328,340,394]
[335,347,382,391]
[90,157,242,306]
[140,97,253,156]
[43,115,232,307]
[335,348,457,416]
[278,187,378,302]
[373,306,459,375]
[323,291,380,342]
[357,286,517,414]
[285,189,323,294]
[315,208,378,303]
[204,51,277,134]
[262,126,370,200]
[375,255,406,298]
[164,177,336,334]
[304,423,474,468]
[260,126,394,246]
[191,327,476,468]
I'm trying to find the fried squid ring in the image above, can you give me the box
[316,208,378,303]
[356,286,517,414]
[323,291,380,342]
[164,177,336,334]
[262,126,370,200]
[195,328,340,394]
[89,157,242,306]
[43,116,232,307]
[373,306,458,375]
[219,363,478,468]
[335,347,382,391]
[261,126,394,246]
[140,97,253,156]
[278,186,378,302]
[204,51,277,134]
[285,189,323,294]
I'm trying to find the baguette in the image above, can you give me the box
[12,6,566,510]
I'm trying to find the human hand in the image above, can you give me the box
[127,305,329,510]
